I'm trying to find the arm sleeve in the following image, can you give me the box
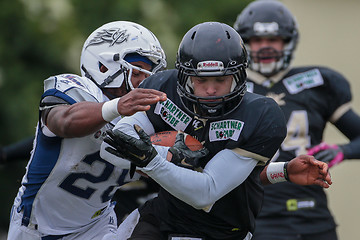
[1,136,34,163]
[100,112,170,168]
[334,109,360,160]
[322,67,352,123]
[142,149,258,209]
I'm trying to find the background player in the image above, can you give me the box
[7,21,166,240]
[0,137,33,165]
[233,0,360,239]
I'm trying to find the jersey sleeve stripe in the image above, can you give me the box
[330,102,352,123]
[231,148,269,165]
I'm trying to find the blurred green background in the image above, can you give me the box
[1,0,359,239]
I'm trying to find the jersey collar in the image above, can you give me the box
[246,68,291,88]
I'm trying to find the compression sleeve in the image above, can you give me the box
[1,136,34,162]
[334,109,360,159]
[142,149,258,209]
[100,112,170,168]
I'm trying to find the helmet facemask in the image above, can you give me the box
[177,59,247,120]
[234,0,299,77]
[176,22,248,120]
[246,36,296,77]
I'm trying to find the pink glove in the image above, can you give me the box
[307,142,344,168]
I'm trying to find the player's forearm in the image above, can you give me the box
[1,136,34,163]
[340,136,360,160]
[46,102,106,138]
[334,109,360,159]
[260,166,271,185]
[143,150,258,209]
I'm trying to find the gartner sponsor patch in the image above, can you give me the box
[154,99,192,131]
[209,119,244,142]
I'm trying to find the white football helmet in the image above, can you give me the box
[80,21,166,93]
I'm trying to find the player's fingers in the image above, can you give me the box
[318,165,332,184]
[106,129,117,140]
[324,172,332,185]
[313,179,330,188]
[103,136,117,147]
[299,154,315,162]
[134,124,152,145]
[315,160,328,172]
[196,147,209,157]
[135,88,167,99]
[175,131,185,144]
[125,105,151,115]
[131,89,167,103]
[307,156,328,171]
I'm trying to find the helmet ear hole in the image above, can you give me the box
[99,63,108,73]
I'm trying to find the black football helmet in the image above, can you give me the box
[175,22,248,120]
[233,0,298,77]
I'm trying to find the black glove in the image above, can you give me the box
[104,125,158,170]
[168,132,209,170]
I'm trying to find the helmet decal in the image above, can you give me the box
[86,28,130,48]
[197,61,224,71]
[253,22,279,35]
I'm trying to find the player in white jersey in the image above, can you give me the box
[7,21,167,240]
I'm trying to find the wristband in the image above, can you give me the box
[102,98,120,122]
[283,161,290,181]
[266,162,287,184]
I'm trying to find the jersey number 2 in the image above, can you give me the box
[59,151,127,203]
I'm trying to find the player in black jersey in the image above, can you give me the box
[233,0,360,239]
[101,21,331,240]
[0,137,34,164]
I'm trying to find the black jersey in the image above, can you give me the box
[248,66,351,235]
[137,69,287,239]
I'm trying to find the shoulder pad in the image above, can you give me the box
[44,74,86,92]
[40,95,69,109]
[43,74,105,103]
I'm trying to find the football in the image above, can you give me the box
[150,131,203,151]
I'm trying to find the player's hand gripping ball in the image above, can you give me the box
[151,131,208,169]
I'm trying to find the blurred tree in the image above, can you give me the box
[0,0,252,232]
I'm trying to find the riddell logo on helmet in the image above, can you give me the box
[197,61,224,70]
[203,62,218,67]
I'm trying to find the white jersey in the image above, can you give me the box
[12,74,136,236]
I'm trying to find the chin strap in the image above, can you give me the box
[81,65,129,99]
